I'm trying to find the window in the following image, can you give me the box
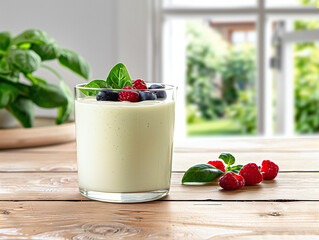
[153,0,319,138]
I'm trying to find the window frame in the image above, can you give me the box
[150,0,319,137]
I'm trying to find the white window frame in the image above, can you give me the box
[150,0,319,137]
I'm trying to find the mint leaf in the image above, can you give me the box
[219,153,235,165]
[182,164,223,184]
[229,164,243,174]
[106,63,132,89]
[81,80,107,96]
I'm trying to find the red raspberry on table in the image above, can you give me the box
[239,163,263,186]
[207,160,225,172]
[219,172,245,190]
[118,86,139,102]
[133,79,147,90]
[260,160,279,180]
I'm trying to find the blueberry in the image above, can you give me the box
[96,90,119,101]
[148,84,167,99]
[139,91,157,101]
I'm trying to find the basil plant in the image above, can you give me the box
[0,29,90,127]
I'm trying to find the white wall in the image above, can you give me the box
[0,0,151,117]
[0,0,117,117]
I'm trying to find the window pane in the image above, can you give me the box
[266,0,318,8]
[294,20,319,135]
[185,19,257,136]
[164,0,256,8]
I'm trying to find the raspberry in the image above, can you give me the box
[118,86,139,102]
[207,160,225,172]
[239,163,263,186]
[260,160,279,180]
[219,172,245,190]
[133,79,147,90]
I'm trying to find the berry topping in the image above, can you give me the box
[133,79,147,90]
[219,172,245,190]
[96,90,119,101]
[139,91,157,101]
[118,86,139,102]
[239,163,263,186]
[207,160,225,172]
[260,160,279,180]
[149,84,167,99]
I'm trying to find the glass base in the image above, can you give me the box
[79,188,169,203]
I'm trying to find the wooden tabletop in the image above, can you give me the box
[1,137,319,239]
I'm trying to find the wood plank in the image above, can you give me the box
[10,137,319,153]
[173,151,319,172]
[175,137,319,152]
[0,201,318,239]
[0,172,318,201]
[0,150,318,172]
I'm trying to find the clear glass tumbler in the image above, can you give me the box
[74,83,176,203]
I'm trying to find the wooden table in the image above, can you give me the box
[1,138,319,239]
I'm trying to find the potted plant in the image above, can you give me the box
[0,29,90,128]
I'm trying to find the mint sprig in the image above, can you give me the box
[218,153,243,173]
[82,63,133,96]
[106,63,132,89]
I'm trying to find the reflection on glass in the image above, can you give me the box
[185,20,257,136]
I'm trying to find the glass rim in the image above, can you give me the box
[75,83,177,92]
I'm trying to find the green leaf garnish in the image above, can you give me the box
[81,80,107,96]
[182,164,223,184]
[219,153,236,172]
[229,164,243,174]
[219,153,235,165]
[106,63,132,89]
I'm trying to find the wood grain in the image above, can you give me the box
[0,172,318,201]
[1,150,318,172]
[0,118,75,149]
[0,201,318,239]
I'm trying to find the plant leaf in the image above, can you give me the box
[219,153,235,166]
[12,29,54,45]
[81,79,107,96]
[7,49,41,73]
[106,63,132,89]
[0,32,12,52]
[31,42,60,61]
[0,81,19,108]
[229,164,243,173]
[6,96,34,128]
[31,81,68,108]
[58,49,90,79]
[182,163,223,184]
[56,80,73,124]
